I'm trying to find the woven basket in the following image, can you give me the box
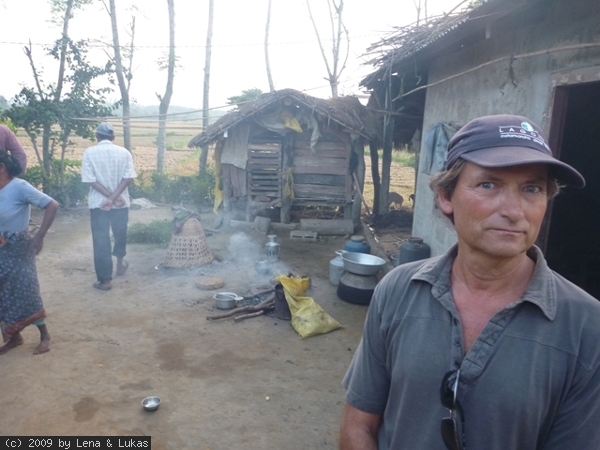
[163,218,213,268]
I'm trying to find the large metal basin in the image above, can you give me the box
[341,252,385,276]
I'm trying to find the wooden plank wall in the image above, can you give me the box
[292,131,351,206]
[247,141,282,203]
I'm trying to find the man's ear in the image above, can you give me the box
[437,189,454,216]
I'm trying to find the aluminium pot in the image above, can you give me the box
[214,292,242,310]
[341,252,386,276]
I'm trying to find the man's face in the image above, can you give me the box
[437,162,549,260]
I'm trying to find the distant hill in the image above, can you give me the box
[111,102,228,121]
[0,95,227,124]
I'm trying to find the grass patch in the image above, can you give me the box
[377,149,416,168]
[127,220,173,246]
[167,147,205,176]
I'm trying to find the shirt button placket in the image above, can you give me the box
[451,316,463,367]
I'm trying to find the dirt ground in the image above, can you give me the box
[0,205,383,449]
[3,135,414,448]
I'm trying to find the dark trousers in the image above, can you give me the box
[90,208,129,282]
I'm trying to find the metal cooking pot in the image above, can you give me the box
[341,252,386,276]
[214,292,243,310]
[255,260,271,275]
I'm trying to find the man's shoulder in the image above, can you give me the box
[108,142,129,152]
[84,142,129,155]
[83,143,102,153]
[110,143,132,157]
[376,255,445,300]
[384,253,447,284]
[552,269,600,310]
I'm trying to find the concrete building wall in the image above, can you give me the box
[413,1,600,255]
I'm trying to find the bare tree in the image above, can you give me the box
[54,0,75,101]
[413,0,428,25]
[264,0,275,92]
[104,0,136,152]
[156,0,175,173]
[305,0,349,98]
[199,0,214,174]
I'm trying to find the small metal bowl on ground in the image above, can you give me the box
[214,292,243,310]
[141,396,161,411]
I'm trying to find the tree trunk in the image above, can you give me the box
[330,77,338,97]
[352,140,365,228]
[199,0,214,174]
[305,0,348,98]
[369,140,381,215]
[265,0,275,93]
[380,114,394,213]
[108,0,132,152]
[157,0,175,174]
[44,0,73,192]
[54,0,74,101]
[42,124,52,185]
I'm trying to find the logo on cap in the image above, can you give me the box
[521,122,534,132]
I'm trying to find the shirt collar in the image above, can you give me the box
[412,244,557,321]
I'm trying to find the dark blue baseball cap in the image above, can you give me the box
[445,114,585,188]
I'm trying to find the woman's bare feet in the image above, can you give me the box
[34,336,51,354]
[34,324,51,354]
[0,333,24,355]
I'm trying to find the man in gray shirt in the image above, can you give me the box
[340,114,600,449]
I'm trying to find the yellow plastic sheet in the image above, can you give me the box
[280,111,303,133]
[276,275,342,339]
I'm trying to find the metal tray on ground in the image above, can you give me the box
[341,252,386,276]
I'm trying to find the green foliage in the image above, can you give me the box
[1,29,115,198]
[127,220,173,246]
[0,116,16,131]
[166,139,193,151]
[227,88,263,107]
[22,158,88,205]
[152,131,192,150]
[377,149,416,168]
[129,169,215,207]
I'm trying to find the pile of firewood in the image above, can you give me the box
[206,289,275,322]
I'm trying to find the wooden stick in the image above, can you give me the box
[352,172,371,216]
[234,310,265,322]
[207,308,249,321]
[206,296,275,321]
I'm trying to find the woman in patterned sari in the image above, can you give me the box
[0,152,58,355]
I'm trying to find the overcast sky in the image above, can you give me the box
[0,0,460,113]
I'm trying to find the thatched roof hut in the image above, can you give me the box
[189,89,377,227]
